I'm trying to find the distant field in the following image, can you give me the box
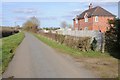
[0,32,24,74]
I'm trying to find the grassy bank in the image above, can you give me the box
[0,32,24,74]
[34,33,109,58]
[34,33,118,78]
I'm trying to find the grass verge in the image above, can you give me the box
[34,33,109,58]
[34,33,118,78]
[0,32,24,74]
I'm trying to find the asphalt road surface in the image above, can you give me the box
[3,33,97,78]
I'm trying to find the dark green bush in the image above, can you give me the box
[105,18,120,59]
[91,37,97,51]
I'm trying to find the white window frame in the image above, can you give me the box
[85,17,88,22]
[76,19,78,24]
[95,16,98,22]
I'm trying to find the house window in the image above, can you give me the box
[76,19,78,24]
[85,17,88,22]
[95,16,98,22]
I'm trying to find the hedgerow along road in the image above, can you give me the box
[3,32,97,78]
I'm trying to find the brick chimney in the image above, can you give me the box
[78,18,80,30]
[73,18,77,30]
[89,3,93,9]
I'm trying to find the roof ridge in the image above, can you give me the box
[77,5,115,19]
[95,6,115,16]
[91,6,98,16]
[99,6,115,16]
[91,6,100,15]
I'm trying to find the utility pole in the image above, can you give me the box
[14,21,16,27]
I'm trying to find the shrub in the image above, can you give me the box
[105,18,120,59]
[1,27,19,38]
[91,37,97,51]
[39,32,91,52]
[55,34,65,44]
[77,37,91,51]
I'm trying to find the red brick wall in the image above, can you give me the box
[79,17,93,30]
[92,16,114,32]
[75,16,114,32]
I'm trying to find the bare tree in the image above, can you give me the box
[23,16,40,32]
[61,21,67,29]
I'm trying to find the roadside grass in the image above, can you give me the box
[34,33,118,78]
[0,32,24,74]
[34,33,109,58]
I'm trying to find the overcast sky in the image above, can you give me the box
[1,1,119,28]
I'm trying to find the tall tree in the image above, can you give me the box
[23,16,40,32]
[105,18,120,58]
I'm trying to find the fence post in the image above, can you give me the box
[101,33,105,53]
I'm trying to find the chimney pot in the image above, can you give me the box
[89,3,93,9]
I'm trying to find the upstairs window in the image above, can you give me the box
[84,13,88,22]
[95,16,98,22]
[85,17,88,22]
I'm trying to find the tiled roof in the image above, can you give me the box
[78,6,116,19]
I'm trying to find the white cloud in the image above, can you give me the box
[70,9,84,15]
[39,16,58,20]
[15,17,27,21]
[14,15,40,21]
[61,15,74,19]
[13,8,38,14]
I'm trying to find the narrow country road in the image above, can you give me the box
[3,33,97,78]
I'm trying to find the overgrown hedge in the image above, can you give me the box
[39,32,92,51]
[0,27,19,38]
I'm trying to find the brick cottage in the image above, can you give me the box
[73,3,116,32]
